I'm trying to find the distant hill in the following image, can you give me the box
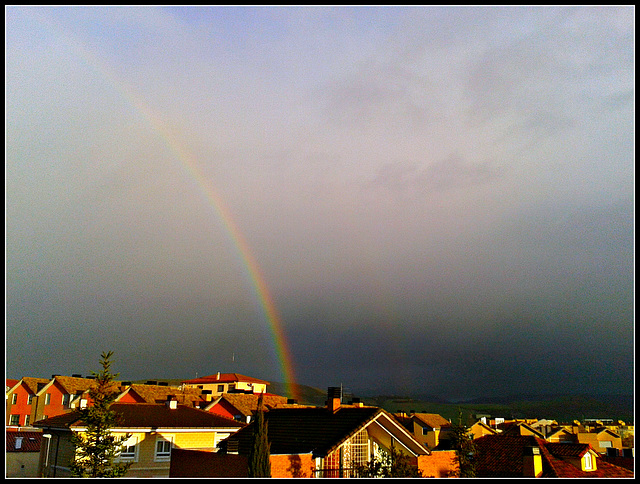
[359,393,634,424]
[267,381,327,406]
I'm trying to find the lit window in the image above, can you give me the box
[584,452,593,470]
[155,437,173,461]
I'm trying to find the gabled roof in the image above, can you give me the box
[117,384,203,406]
[6,378,20,390]
[9,377,50,394]
[36,376,100,396]
[6,430,43,452]
[182,373,269,385]
[412,413,451,430]
[474,434,634,478]
[221,406,429,457]
[205,393,290,417]
[501,421,546,439]
[33,403,246,430]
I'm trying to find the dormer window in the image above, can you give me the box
[583,452,593,471]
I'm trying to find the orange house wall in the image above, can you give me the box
[6,383,36,426]
[418,451,458,478]
[269,454,315,478]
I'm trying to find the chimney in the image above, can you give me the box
[166,395,178,409]
[327,387,341,413]
[72,374,82,378]
[216,372,220,380]
[523,446,542,477]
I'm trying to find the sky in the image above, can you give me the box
[6,6,634,400]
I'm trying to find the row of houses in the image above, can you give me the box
[6,373,635,478]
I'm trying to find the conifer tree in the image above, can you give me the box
[69,351,131,477]
[449,410,477,477]
[247,392,271,477]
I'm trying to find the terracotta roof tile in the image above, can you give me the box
[33,403,245,430]
[121,384,203,405]
[412,413,451,429]
[6,430,43,452]
[209,393,289,417]
[182,373,269,385]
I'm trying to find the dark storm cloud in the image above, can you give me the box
[6,7,634,400]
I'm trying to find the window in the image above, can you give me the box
[44,393,51,405]
[217,385,225,392]
[11,394,18,405]
[28,395,34,405]
[422,426,430,435]
[118,436,138,462]
[583,452,593,470]
[600,441,612,448]
[62,394,71,407]
[24,415,30,426]
[155,437,173,462]
[9,415,20,426]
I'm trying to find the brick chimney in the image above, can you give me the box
[327,387,341,413]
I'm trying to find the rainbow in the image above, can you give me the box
[36,14,299,401]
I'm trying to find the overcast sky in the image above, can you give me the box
[6,6,634,400]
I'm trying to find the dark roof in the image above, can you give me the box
[474,434,634,478]
[222,405,382,456]
[33,403,245,430]
[6,430,43,452]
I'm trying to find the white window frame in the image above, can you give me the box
[117,436,139,463]
[154,435,174,462]
[24,414,30,426]
[27,394,34,405]
[600,440,612,448]
[583,452,593,470]
[9,414,20,426]
[62,394,71,407]
[44,393,51,405]
[11,394,18,405]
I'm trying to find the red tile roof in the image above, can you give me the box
[33,403,246,430]
[6,430,43,452]
[474,434,634,478]
[182,373,269,385]
[412,413,451,429]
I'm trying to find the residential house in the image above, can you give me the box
[6,429,43,477]
[468,419,498,439]
[31,376,98,424]
[6,377,50,427]
[394,412,453,450]
[116,383,203,407]
[545,427,577,444]
[473,434,633,478]
[6,379,20,393]
[181,373,269,399]
[576,427,623,455]
[500,421,546,439]
[203,392,291,423]
[172,390,458,478]
[33,399,245,477]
